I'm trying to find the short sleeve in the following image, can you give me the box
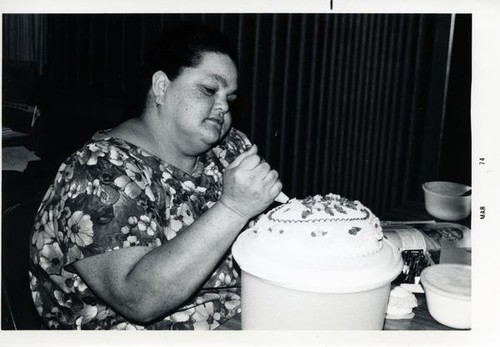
[34,140,166,268]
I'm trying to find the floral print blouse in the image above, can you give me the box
[28,127,251,330]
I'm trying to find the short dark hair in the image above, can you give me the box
[125,24,238,118]
[153,24,238,81]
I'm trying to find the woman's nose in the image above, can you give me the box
[214,96,230,113]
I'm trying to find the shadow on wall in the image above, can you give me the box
[32,84,126,159]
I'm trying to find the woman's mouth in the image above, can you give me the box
[207,116,224,127]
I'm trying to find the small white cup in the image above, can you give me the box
[422,181,471,221]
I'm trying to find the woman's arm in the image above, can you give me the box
[72,145,282,324]
[73,201,247,323]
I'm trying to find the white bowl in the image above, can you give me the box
[422,181,471,221]
[420,264,471,329]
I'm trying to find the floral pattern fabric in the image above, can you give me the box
[28,127,251,330]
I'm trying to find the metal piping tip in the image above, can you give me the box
[274,191,290,204]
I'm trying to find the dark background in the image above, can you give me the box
[2,13,471,329]
[3,13,471,217]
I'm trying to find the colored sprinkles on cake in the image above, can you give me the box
[241,193,385,259]
[267,194,371,223]
[310,230,328,237]
[348,227,362,235]
[325,205,336,215]
[301,209,313,219]
[334,205,347,214]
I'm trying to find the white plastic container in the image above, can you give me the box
[240,271,393,330]
[422,181,471,221]
[420,264,471,329]
[233,235,403,330]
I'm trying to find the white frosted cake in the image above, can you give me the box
[232,194,403,329]
[249,193,384,259]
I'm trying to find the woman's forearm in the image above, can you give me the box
[127,202,247,318]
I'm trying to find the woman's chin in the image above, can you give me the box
[194,132,224,153]
[204,125,229,144]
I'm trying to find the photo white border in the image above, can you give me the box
[1,0,498,346]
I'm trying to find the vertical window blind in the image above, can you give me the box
[39,13,454,216]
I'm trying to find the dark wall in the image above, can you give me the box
[439,14,472,186]
[4,13,471,217]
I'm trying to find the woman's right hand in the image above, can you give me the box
[219,144,282,220]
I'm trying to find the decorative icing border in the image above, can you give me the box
[268,203,370,223]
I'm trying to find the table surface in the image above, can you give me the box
[216,201,470,331]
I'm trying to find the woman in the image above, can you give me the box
[29,24,282,330]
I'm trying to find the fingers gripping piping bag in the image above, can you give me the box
[236,143,289,204]
[232,194,403,330]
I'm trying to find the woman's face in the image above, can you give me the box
[162,52,238,155]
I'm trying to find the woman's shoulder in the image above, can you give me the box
[53,126,155,188]
[78,120,156,163]
[73,130,131,165]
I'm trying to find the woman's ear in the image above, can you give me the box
[152,70,169,105]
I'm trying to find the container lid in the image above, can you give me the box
[232,194,403,293]
[420,264,471,301]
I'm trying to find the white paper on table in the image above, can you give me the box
[2,127,30,140]
[2,146,40,172]
[383,224,427,252]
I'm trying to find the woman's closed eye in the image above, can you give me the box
[201,86,217,96]
[201,85,237,104]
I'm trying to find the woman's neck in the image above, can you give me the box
[111,117,199,174]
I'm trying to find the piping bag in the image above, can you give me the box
[275,191,290,204]
[238,142,290,204]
